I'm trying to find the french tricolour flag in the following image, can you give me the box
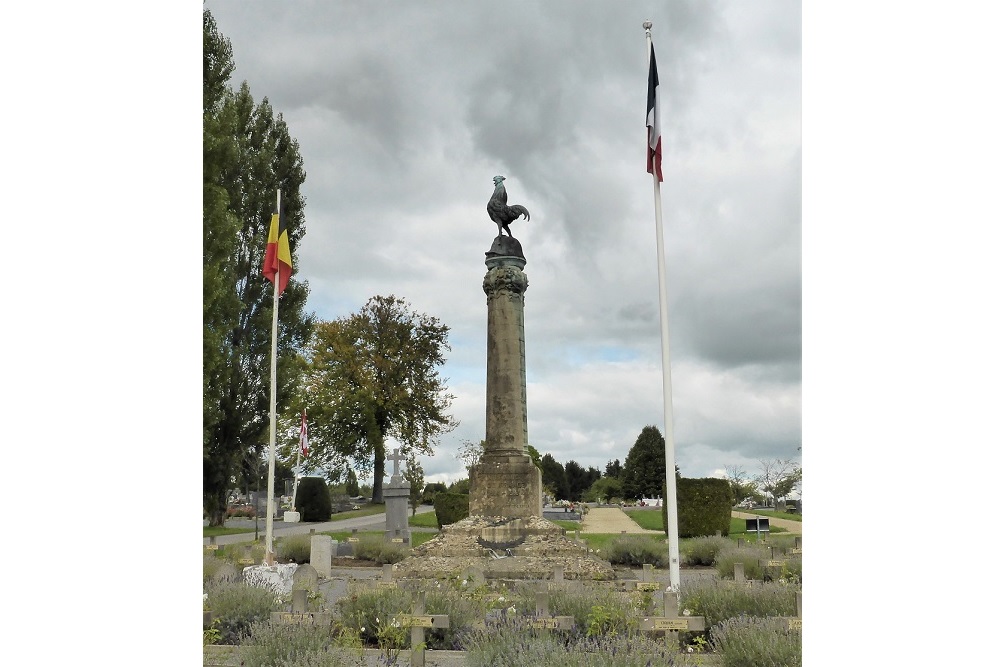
[299,410,309,458]
[646,43,663,182]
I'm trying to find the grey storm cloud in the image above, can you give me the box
[205,0,801,485]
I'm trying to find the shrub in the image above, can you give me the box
[673,477,734,537]
[713,543,771,581]
[351,537,410,565]
[602,535,668,567]
[421,482,447,505]
[214,542,266,569]
[277,534,312,564]
[679,577,799,629]
[529,582,649,638]
[240,620,365,667]
[296,477,332,522]
[204,554,227,581]
[336,584,414,648]
[681,535,731,566]
[203,579,280,644]
[710,614,802,667]
[461,617,704,667]
[433,492,469,527]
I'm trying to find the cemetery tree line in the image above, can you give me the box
[203,11,457,523]
[203,10,312,526]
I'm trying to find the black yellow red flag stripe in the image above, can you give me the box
[262,206,292,295]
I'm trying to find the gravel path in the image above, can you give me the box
[579,507,662,533]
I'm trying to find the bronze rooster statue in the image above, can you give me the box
[486,175,530,238]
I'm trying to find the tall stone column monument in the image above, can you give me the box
[469,236,543,518]
[393,176,614,581]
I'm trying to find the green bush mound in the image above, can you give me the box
[710,615,802,667]
[432,492,469,528]
[351,536,410,564]
[276,534,312,564]
[680,577,799,629]
[602,535,668,567]
[681,535,731,566]
[239,620,364,667]
[204,579,280,645]
[295,477,332,522]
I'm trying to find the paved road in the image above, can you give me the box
[203,504,437,546]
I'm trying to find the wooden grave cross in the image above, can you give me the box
[783,590,803,631]
[639,590,706,646]
[394,590,449,667]
[270,588,332,626]
[377,563,398,589]
[529,591,575,630]
[636,563,661,591]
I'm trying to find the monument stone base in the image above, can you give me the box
[382,481,411,544]
[394,515,616,581]
[469,453,543,518]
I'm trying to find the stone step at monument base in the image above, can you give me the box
[394,515,615,581]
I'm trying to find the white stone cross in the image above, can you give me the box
[388,448,404,478]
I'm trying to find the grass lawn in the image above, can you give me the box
[742,508,801,522]
[624,509,790,540]
[203,525,258,538]
[408,511,439,529]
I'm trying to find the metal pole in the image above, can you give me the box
[645,20,680,591]
[264,189,281,564]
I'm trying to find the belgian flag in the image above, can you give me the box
[262,204,292,295]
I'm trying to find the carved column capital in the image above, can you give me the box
[483,265,528,299]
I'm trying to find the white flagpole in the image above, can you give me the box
[264,189,281,565]
[291,410,304,508]
[645,21,680,592]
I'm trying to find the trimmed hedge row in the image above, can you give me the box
[668,477,734,537]
[433,492,469,528]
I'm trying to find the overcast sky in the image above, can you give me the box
[205,0,802,488]
[7,3,1000,659]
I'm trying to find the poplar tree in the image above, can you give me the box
[202,9,313,525]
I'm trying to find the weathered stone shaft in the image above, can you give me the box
[470,252,542,518]
[482,257,529,456]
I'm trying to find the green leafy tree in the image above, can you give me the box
[525,444,543,469]
[604,459,623,478]
[345,469,360,497]
[755,458,802,506]
[564,460,599,502]
[584,476,623,503]
[457,440,484,472]
[621,426,670,500]
[202,9,313,526]
[297,295,458,502]
[725,465,760,506]
[540,453,569,501]
[448,478,470,495]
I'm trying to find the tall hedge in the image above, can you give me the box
[295,477,332,522]
[666,477,734,538]
[433,492,469,528]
